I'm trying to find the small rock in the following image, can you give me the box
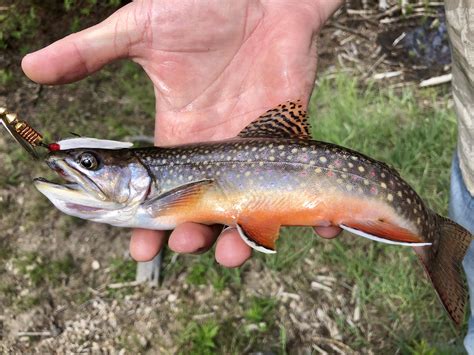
[167,294,177,303]
[245,324,259,332]
[91,260,100,270]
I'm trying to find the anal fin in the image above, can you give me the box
[340,220,431,246]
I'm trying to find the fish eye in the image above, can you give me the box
[78,152,99,170]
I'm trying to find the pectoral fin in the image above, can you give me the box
[236,219,280,254]
[340,220,431,246]
[144,179,214,217]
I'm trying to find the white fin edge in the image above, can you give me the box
[57,138,133,150]
[340,224,432,247]
[236,224,276,254]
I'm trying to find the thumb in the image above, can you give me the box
[22,3,140,85]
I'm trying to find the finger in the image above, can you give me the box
[21,2,138,85]
[215,228,252,268]
[313,226,342,239]
[168,223,221,254]
[130,228,167,262]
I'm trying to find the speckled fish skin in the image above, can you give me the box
[34,101,473,326]
[135,138,433,239]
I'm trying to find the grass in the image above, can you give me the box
[0,1,123,51]
[304,74,460,351]
[0,54,464,352]
[180,321,220,355]
[310,76,455,212]
[106,257,137,298]
[237,72,462,352]
[108,257,136,284]
[186,252,242,291]
[15,252,76,287]
[244,296,277,324]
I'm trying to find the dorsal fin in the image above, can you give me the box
[238,100,311,140]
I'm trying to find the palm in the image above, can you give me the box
[103,0,324,144]
[22,0,342,265]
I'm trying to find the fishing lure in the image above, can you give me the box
[0,107,60,158]
[0,107,134,157]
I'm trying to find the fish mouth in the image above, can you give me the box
[46,159,107,201]
[34,159,117,215]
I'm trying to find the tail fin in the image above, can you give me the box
[414,214,473,326]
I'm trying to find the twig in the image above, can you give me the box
[380,13,437,24]
[340,53,361,64]
[107,280,142,289]
[311,281,332,293]
[192,312,215,320]
[419,73,452,87]
[329,23,370,41]
[312,344,329,355]
[392,32,407,47]
[373,71,403,80]
[376,5,401,19]
[365,53,387,77]
[17,331,52,337]
[346,9,377,16]
[312,336,356,355]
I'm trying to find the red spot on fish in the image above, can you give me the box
[370,186,378,194]
[48,143,60,151]
[335,159,342,167]
[370,171,376,177]
[300,171,308,177]
[327,171,335,177]
[351,175,359,181]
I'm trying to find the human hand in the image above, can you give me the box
[22,0,343,267]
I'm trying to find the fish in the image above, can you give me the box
[33,101,473,325]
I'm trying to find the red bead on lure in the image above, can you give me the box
[48,143,61,151]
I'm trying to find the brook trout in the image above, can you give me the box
[34,101,473,325]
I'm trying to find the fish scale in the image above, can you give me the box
[135,137,430,236]
[34,100,473,326]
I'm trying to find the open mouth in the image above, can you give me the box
[47,159,74,182]
[42,159,107,201]
[34,158,117,215]
[33,177,82,192]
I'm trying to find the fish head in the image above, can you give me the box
[34,149,151,224]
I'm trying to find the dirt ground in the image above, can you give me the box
[0,1,461,353]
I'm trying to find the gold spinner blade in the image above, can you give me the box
[0,107,45,159]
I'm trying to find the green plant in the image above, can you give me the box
[245,297,277,324]
[407,339,438,355]
[108,257,136,283]
[180,321,220,355]
[0,69,13,86]
[186,253,241,291]
[0,5,38,50]
[15,252,76,287]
